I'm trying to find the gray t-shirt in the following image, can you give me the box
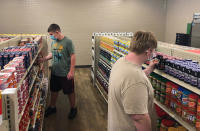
[51,36,75,77]
[108,57,156,131]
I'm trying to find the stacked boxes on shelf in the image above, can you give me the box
[149,72,200,128]
[112,38,130,64]
[0,37,12,42]
[0,43,38,69]
[153,52,200,88]
[96,36,114,93]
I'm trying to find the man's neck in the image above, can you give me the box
[57,34,65,40]
[125,52,145,66]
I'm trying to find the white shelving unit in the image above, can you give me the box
[94,36,199,130]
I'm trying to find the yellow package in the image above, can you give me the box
[168,127,178,131]
[177,126,187,131]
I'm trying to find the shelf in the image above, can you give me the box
[17,45,43,89]
[100,46,112,55]
[18,67,39,122]
[32,88,40,110]
[154,99,196,131]
[27,77,44,130]
[97,69,109,84]
[142,64,200,95]
[32,94,40,129]
[95,80,108,103]
[99,56,112,69]
[114,49,125,57]
[40,79,48,131]
[25,120,30,131]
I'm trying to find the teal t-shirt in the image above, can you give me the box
[51,37,75,77]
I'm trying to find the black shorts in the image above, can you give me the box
[50,74,75,94]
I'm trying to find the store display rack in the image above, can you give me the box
[93,35,200,130]
[93,35,129,104]
[0,34,49,131]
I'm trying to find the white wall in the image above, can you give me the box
[0,0,166,65]
[165,0,200,43]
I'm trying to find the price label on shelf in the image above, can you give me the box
[0,91,2,125]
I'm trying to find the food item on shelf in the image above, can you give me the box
[165,95,171,107]
[181,105,188,121]
[176,87,183,102]
[187,110,196,125]
[181,89,191,107]
[175,101,182,116]
[0,37,12,42]
[171,83,178,99]
[161,80,167,93]
[197,99,200,115]
[170,98,177,111]
[100,41,113,52]
[100,49,112,62]
[155,90,160,101]
[166,82,172,95]
[156,79,161,91]
[188,93,198,112]
[196,114,200,128]
[160,119,175,131]
[160,93,166,104]
[98,60,111,79]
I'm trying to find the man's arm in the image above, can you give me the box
[144,59,158,76]
[67,54,76,79]
[44,53,53,61]
[70,54,75,73]
[130,113,152,131]
[144,65,154,76]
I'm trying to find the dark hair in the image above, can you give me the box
[129,31,157,54]
[47,24,61,32]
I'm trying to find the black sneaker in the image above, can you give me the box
[68,108,77,119]
[45,107,57,117]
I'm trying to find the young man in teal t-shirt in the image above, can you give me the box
[41,24,77,119]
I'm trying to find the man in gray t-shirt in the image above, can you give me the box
[108,31,158,131]
[40,24,77,119]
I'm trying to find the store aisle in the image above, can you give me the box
[43,68,107,131]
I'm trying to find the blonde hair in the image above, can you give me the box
[129,31,157,54]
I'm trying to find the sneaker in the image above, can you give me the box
[45,107,57,117]
[68,108,77,119]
